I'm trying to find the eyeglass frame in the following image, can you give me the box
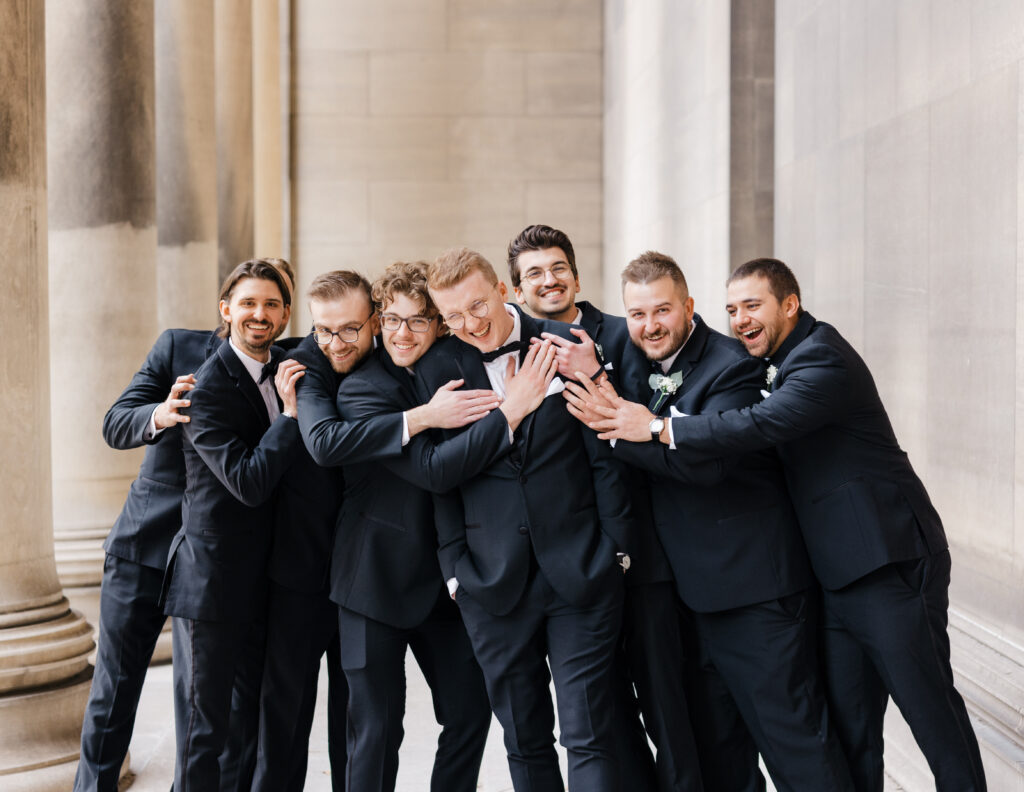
[310,314,372,345]
[379,313,437,333]
[520,262,575,286]
[442,284,501,330]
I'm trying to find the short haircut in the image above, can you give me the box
[217,258,291,338]
[428,247,498,291]
[728,258,802,306]
[507,224,578,287]
[620,251,688,296]
[263,257,296,294]
[372,261,437,316]
[307,270,373,307]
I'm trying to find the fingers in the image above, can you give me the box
[439,379,465,391]
[503,355,516,385]
[568,327,593,343]
[539,332,574,350]
[539,341,558,384]
[598,378,623,405]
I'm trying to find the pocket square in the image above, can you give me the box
[545,377,566,397]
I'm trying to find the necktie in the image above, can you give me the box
[480,340,529,363]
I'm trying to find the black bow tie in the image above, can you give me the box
[259,360,277,384]
[480,340,528,363]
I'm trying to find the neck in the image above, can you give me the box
[231,335,271,363]
[543,303,579,324]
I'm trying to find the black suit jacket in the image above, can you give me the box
[163,341,303,622]
[266,334,345,595]
[325,345,512,628]
[612,318,813,612]
[419,307,634,616]
[101,328,222,569]
[669,312,948,590]
[578,302,674,587]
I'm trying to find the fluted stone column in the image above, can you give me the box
[216,0,255,282]
[0,1,96,788]
[156,0,219,331]
[46,1,158,629]
[253,0,287,259]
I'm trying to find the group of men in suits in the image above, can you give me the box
[75,220,985,792]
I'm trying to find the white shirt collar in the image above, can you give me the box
[228,338,268,383]
[657,317,698,374]
[569,306,583,326]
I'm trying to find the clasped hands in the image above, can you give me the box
[563,370,661,444]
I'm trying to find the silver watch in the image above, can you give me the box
[649,417,665,442]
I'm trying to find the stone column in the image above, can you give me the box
[253,0,286,258]
[216,0,255,282]
[156,0,219,331]
[46,1,158,628]
[0,0,96,788]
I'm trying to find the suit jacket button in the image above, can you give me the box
[518,525,528,535]
[518,474,527,484]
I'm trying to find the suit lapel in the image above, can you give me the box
[380,351,417,409]
[218,342,271,429]
[514,311,545,456]
[648,318,709,416]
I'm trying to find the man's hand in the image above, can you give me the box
[407,380,502,436]
[537,328,603,382]
[275,359,306,418]
[499,339,558,432]
[153,374,197,429]
[564,374,656,442]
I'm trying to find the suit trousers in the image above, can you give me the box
[621,582,704,792]
[252,582,348,792]
[74,554,167,792]
[690,590,854,792]
[171,615,265,792]
[455,569,624,792]
[822,551,986,792]
[338,594,491,792]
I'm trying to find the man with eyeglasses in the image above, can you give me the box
[293,264,554,791]
[415,247,635,792]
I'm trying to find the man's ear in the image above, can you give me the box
[782,293,800,318]
[512,287,527,307]
[219,299,231,323]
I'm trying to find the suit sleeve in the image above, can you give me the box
[614,355,761,487]
[296,362,405,467]
[182,381,302,507]
[580,425,634,553]
[432,488,468,582]
[102,329,178,449]
[669,340,854,462]
[337,373,513,493]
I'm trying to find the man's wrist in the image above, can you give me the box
[281,409,296,419]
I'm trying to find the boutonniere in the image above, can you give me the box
[595,342,604,362]
[765,364,778,390]
[648,370,683,413]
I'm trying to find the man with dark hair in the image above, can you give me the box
[418,247,634,792]
[162,259,307,790]
[583,257,986,792]
[566,251,854,791]
[75,258,302,792]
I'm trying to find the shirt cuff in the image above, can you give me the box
[401,412,411,447]
[446,577,459,598]
[145,407,166,441]
[667,417,676,450]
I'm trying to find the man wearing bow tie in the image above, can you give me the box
[564,252,855,791]
[162,259,307,790]
[417,247,634,792]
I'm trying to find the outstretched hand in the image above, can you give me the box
[275,359,307,417]
[536,327,602,382]
[500,339,558,431]
[153,374,197,429]
[563,373,655,442]
[425,380,502,429]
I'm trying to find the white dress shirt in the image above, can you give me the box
[228,339,280,422]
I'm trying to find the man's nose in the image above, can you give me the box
[542,269,558,285]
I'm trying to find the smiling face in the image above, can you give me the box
[513,247,580,323]
[623,276,694,362]
[725,274,800,358]
[379,292,443,367]
[310,291,378,374]
[219,276,290,362]
[430,268,514,353]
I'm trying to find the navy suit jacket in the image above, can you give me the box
[163,341,303,622]
[267,334,345,595]
[669,312,948,590]
[326,344,512,628]
[612,318,813,612]
[102,328,221,569]
[418,308,634,616]
[578,302,674,587]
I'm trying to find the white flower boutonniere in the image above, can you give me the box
[648,371,683,413]
[765,364,778,390]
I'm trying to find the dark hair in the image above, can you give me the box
[372,261,437,316]
[728,258,802,307]
[264,257,295,294]
[507,224,578,287]
[216,258,291,338]
[307,269,373,306]
[428,247,498,290]
[620,251,688,295]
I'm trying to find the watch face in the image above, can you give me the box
[650,418,665,434]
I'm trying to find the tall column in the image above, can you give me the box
[253,0,286,258]
[0,0,96,788]
[46,1,158,627]
[156,0,219,331]
[216,0,255,282]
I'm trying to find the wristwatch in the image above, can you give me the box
[649,417,665,442]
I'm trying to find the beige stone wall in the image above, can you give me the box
[775,0,1024,785]
[289,0,603,325]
